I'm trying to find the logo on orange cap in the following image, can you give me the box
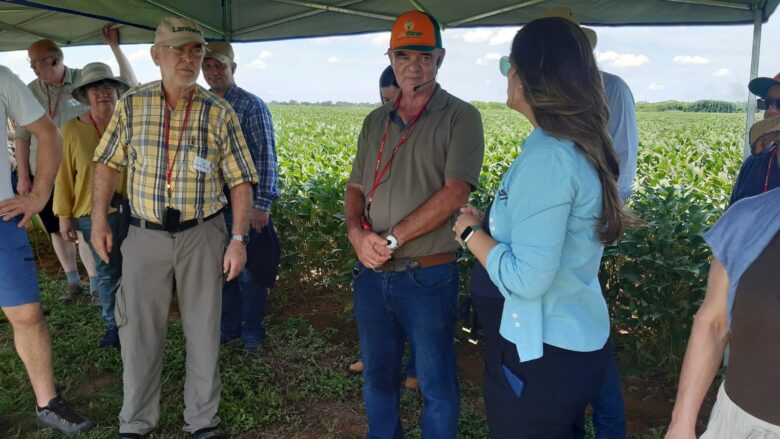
[390,11,442,52]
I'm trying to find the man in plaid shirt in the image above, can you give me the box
[90,17,257,439]
[202,41,280,355]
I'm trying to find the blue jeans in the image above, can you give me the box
[221,267,267,345]
[76,213,124,328]
[591,352,627,439]
[353,261,460,439]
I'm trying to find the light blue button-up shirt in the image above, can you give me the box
[485,128,610,362]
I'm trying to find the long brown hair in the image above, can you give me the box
[511,17,625,243]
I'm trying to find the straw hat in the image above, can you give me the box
[71,62,131,105]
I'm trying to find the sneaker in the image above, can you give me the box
[242,340,261,356]
[100,326,120,349]
[59,284,82,302]
[36,396,94,436]
[192,426,228,439]
[90,294,101,307]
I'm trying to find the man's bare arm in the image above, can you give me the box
[90,163,121,262]
[391,179,471,247]
[0,115,61,226]
[345,183,392,268]
[223,182,251,281]
[14,137,32,194]
[103,24,139,86]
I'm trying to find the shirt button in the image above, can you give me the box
[514,322,520,328]
[512,313,518,319]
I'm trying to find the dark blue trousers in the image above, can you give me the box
[472,295,611,439]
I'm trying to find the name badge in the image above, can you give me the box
[193,156,211,173]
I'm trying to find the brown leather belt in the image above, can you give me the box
[374,252,456,272]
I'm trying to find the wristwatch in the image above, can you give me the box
[460,225,484,245]
[230,233,250,245]
[386,233,399,251]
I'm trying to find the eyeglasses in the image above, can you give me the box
[757,97,780,111]
[499,56,511,77]
[28,56,55,68]
[159,44,206,59]
[87,84,118,95]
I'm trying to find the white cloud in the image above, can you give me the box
[649,82,666,91]
[370,32,390,47]
[245,50,273,70]
[488,28,516,46]
[462,29,493,44]
[596,51,650,68]
[475,52,503,66]
[672,55,710,65]
[327,56,340,63]
[713,68,731,77]
[247,59,267,70]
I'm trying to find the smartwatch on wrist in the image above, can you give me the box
[460,225,483,245]
[386,233,399,251]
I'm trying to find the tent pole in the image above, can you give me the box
[744,2,763,156]
[223,0,232,41]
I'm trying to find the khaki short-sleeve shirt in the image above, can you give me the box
[349,86,485,259]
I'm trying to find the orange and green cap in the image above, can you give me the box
[389,11,442,52]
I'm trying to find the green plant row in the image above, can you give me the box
[269,106,744,378]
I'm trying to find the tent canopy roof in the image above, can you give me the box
[0,0,779,51]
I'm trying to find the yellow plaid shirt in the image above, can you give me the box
[94,81,258,223]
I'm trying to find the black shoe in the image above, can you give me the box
[192,426,228,439]
[36,396,94,436]
[100,326,120,349]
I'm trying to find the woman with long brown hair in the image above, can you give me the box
[453,17,626,438]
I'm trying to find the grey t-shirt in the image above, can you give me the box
[15,66,88,174]
[1,65,45,203]
[349,86,485,259]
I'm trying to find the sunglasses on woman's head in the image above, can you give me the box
[499,56,512,77]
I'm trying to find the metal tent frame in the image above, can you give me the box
[0,0,776,152]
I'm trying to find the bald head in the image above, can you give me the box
[28,39,65,85]
[28,39,63,59]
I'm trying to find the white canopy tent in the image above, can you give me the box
[1,0,779,151]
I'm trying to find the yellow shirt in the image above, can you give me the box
[94,81,258,223]
[53,116,126,218]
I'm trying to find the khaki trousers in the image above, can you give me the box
[702,382,780,439]
[117,215,227,435]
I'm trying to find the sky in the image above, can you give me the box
[3,13,780,104]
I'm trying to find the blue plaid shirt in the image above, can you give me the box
[223,83,279,210]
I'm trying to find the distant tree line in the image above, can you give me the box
[268,99,747,113]
[635,100,745,113]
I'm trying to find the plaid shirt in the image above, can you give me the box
[94,81,257,223]
[223,83,279,210]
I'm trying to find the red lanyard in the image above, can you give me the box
[764,147,778,193]
[163,94,194,200]
[366,91,433,209]
[88,113,103,139]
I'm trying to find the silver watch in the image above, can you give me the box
[231,233,250,245]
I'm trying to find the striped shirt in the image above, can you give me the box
[93,81,257,223]
[222,83,279,210]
